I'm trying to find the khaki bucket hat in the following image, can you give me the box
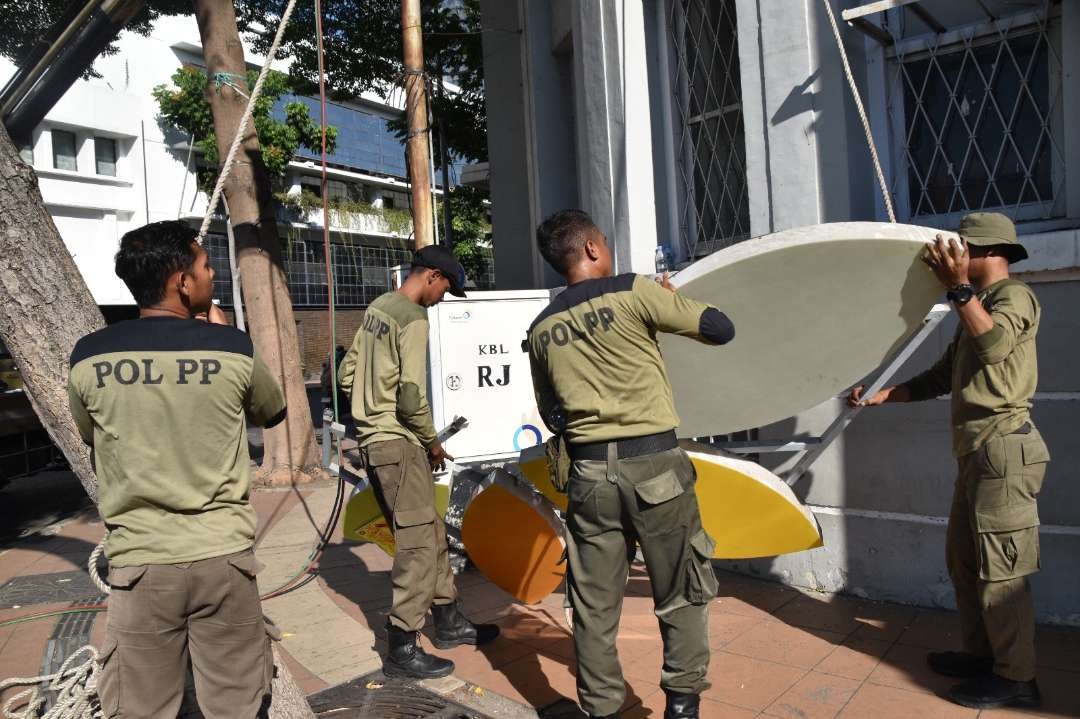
[958,212,1028,263]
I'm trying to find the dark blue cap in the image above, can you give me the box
[412,245,467,297]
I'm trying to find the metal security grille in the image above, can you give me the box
[668,0,750,259]
[203,233,233,303]
[204,237,486,308]
[285,238,329,306]
[887,8,1064,222]
[0,429,63,483]
[331,243,412,307]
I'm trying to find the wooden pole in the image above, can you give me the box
[401,0,433,249]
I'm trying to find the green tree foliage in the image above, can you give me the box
[437,185,491,282]
[153,66,337,194]
[235,0,486,167]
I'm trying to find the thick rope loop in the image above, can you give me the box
[87,539,109,596]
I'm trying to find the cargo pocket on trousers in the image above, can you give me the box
[634,469,686,538]
[365,441,405,468]
[634,470,685,505]
[974,502,1040,581]
[566,477,603,537]
[393,507,436,550]
[262,619,282,697]
[227,553,266,624]
[685,529,719,604]
[107,565,148,590]
[96,637,121,717]
[1019,437,1050,497]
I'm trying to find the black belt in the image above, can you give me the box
[568,430,678,461]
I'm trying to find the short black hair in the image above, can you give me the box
[536,209,598,275]
[115,221,200,307]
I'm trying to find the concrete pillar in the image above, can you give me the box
[735,0,876,235]
[479,0,578,289]
[570,0,658,275]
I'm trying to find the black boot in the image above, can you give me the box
[948,674,1041,709]
[664,690,699,719]
[383,623,454,679]
[431,602,500,649]
[927,651,993,678]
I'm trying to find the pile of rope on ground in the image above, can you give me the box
[0,646,102,719]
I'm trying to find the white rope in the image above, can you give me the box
[87,540,109,597]
[196,0,302,243]
[0,647,102,719]
[0,542,110,717]
[820,0,897,223]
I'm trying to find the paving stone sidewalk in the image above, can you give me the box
[2,475,1078,718]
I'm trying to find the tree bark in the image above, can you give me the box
[0,124,102,502]
[194,0,320,483]
[0,128,315,718]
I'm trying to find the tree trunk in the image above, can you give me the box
[0,128,315,718]
[0,125,102,502]
[194,0,320,484]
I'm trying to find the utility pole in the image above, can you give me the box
[402,0,433,249]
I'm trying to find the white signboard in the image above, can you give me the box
[428,290,553,463]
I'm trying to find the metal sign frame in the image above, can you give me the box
[713,304,951,486]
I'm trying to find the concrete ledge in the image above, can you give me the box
[717,507,1080,626]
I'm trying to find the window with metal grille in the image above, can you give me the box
[285,238,329,307]
[887,8,1064,223]
[668,0,749,260]
[203,233,234,304]
[203,234,414,309]
[330,244,409,306]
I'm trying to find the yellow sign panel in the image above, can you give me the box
[517,443,822,559]
[342,481,451,555]
[460,475,566,604]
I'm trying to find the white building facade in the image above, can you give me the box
[480,0,1080,623]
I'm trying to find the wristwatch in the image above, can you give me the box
[946,283,975,306]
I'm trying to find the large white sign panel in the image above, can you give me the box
[428,290,554,463]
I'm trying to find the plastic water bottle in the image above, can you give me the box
[655,246,669,274]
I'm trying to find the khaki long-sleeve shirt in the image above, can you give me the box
[339,291,437,449]
[904,278,1040,457]
[527,273,734,444]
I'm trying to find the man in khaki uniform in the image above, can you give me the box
[851,212,1048,710]
[67,221,286,718]
[527,210,735,719]
[339,245,498,679]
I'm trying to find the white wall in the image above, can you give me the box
[0,15,211,304]
[478,0,1080,623]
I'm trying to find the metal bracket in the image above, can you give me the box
[321,408,347,476]
[713,304,951,486]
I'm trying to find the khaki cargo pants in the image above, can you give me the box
[98,549,273,719]
[362,438,457,631]
[948,426,1050,681]
[566,447,716,717]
